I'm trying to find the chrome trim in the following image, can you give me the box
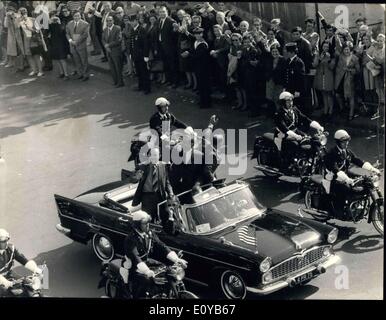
[247,254,340,295]
[58,212,128,236]
[56,223,71,235]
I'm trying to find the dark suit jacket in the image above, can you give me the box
[284,55,306,95]
[274,106,312,137]
[129,25,150,61]
[132,162,174,206]
[295,37,313,73]
[149,112,187,137]
[102,25,122,56]
[213,35,230,68]
[264,55,286,86]
[158,16,178,54]
[324,146,364,177]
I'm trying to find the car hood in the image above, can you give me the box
[217,210,323,264]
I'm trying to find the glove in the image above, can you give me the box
[362,162,380,175]
[177,258,188,269]
[137,261,154,278]
[144,57,149,63]
[310,121,324,133]
[25,260,42,274]
[337,171,353,185]
[0,275,13,289]
[145,269,155,278]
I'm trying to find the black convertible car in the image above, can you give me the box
[55,179,340,299]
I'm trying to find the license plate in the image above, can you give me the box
[294,271,314,285]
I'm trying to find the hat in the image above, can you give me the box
[192,27,204,34]
[271,18,281,25]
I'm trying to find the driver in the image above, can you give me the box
[274,91,324,160]
[0,229,43,295]
[124,211,187,298]
[323,129,380,211]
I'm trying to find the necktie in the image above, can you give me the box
[74,22,78,33]
[107,27,110,38]
[152,164,158,192]
[159,19,164,41]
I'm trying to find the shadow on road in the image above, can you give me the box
[339,234,384,254]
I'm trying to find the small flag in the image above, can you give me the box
[237,226,257,246]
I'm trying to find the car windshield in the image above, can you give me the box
[184,187,266,234]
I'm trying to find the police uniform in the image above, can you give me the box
[149,112,187,138]
[123,228,171,298]
[0,244,28,295]
[323,146,365,212]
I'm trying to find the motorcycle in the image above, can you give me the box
[301,171,384,236]
[251,131,328,178]
[98,252,198,299]
[1,264,46,297]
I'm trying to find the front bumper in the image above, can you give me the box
[56,223,71,235]
[246,254,340,295]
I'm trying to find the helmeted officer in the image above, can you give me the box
[274,91,323,158]
[0,229,42,294]
[123,211,187,298]
[323,130,380,209]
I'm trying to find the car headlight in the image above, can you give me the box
[327,229,338,244]
[322,246,331,257]
[175,267,185,281]
[262,271,273,284]
[259,257,272,273]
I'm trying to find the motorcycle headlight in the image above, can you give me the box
[322,246,331,257]
[31,277,41,291]
[259,257,272,273]
[327,229,338,244]
[320,135,327,146]
[174,267,185,281]
[262,271,273,284]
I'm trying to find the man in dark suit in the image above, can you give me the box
[283,42,307,114]
[192,27,212,109]
[129,14,150,94]
[271,18,285,54]
[351,17,367,48]
[132,147,175,222]
[66,11,90,81]
[102,16,124,87]
[157,6,179,87]
[210,24,229,96]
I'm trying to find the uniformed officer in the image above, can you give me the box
[274,91,323,160]
[0,229,43,295]
[123,211,187,298]
[323,130,380,210]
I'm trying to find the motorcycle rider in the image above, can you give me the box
[323,129,380,212]
[274,91,324,163]
[0,229,43,295]
[123,210,188,298]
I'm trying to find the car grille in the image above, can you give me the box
[270,246,329,281]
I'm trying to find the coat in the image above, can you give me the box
[129,25,149,61]
[284,55,306,95]
[312,51,335,91]
[334,53,360,98]
[102,25,122,57]
[132,162,174,207]
[158,16,178,55]
[5,14,24,56]
[65,19,89,50]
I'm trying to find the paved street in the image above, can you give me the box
[0,67,383,299]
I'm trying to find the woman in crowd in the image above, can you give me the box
[265,43,286,113]
[312,41,336,120]
[18,7,35,75]
[138,11,149,31]
[177,14,195,89]
[366,33,385,114]
[49,13,69,80]
[146,13,162,82]
[227,32,246,110]
[262,28,280,53]
[215,11,229,33]
[356,33,377,113]
[335,41,360,121]
[5,5,24,71]
[58,5,72,26]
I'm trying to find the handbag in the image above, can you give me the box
[366,60,381,77]
[150,59,164,73]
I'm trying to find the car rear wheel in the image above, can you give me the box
[92,233,115,262]
[219,270,247,300]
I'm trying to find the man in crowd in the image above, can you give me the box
[270,18,285,52]
[351,17,367,48]
[101,1,115,62]
[102,15,124,88]
[129,14,150,94]
[66,10,90,81]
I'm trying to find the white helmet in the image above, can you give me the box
[279,91,294,100]
[334,129,351,142]
[132,210,151,223]
[155,97,170,107]
[0,228,10,242]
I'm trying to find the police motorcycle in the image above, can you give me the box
[2,264,47,297]
[301,130,384,236]
[252,92,328,178]
[98,207,198,299]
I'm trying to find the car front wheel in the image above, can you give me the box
[92,233,115,262]
[219,270,247,299]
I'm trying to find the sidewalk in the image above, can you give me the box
[88,52,384,133]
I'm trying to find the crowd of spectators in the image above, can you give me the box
[0,1,384,121]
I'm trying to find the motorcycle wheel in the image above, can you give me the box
[105,279,119,298]
[177,290,199,299]
[304,190,330,222]
[371,202,384,236]
[256,151,281,178]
